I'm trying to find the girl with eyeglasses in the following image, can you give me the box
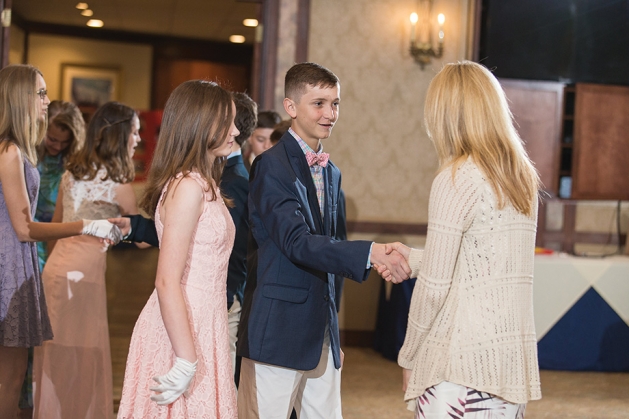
[0,65,121,418]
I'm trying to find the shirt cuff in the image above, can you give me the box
[122,225,133,241]
[366,242,374,268]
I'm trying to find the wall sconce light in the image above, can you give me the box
[409,0,445,69]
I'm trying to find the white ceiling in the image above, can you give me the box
[13,0,260,44]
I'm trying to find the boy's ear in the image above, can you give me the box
[283,98,297,119]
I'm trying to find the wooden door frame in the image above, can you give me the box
[254,0,310,109]
[0,0,11,68]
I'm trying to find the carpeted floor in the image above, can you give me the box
[341,347,629,419]
[105,247,629,419]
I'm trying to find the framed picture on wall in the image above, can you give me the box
[60,64,121,120]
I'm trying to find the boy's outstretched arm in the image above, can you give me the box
[251,161,365,280]
[109,215,159,247]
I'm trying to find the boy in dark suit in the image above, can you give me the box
[237,62,410,418]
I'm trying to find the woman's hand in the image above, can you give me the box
[82,219,122,244]
[402,368,412,393]
[385,242,411,260]
[150,357,198,405]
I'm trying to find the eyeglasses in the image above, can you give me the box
[35,89,47,99]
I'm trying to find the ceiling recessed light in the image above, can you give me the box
[229,35,245,44]
[81,9,93,17]
[86,19,104,28]
[243,19,258,27]
[76,2,89,10]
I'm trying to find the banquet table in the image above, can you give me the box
[373,254,629,371]
[534,254,629,371]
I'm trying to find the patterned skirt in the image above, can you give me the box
[414,381,526,419]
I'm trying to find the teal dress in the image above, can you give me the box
[35,153,64,272]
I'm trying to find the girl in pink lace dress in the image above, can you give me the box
[117,80,240,418]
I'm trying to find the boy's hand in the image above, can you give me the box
[108,217,131,238]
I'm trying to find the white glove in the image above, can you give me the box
[81,219,123,244]
[150,357,198,405]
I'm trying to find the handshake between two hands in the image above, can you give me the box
[81,219,123,245]
[371,242,412,284]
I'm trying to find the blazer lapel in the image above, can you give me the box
[283,135,325,233]
[323,165,334,236]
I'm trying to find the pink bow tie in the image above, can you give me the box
[305,151,329,168]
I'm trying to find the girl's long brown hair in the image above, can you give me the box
[140,80,234,218]
[66,101,136,183]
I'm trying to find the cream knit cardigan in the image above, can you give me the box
[398,158,541,408]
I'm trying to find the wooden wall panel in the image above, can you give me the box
[153,59,250,109]
[572,83,629,200]
[500,79,564,196]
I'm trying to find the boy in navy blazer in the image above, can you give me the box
[237,62,410,418]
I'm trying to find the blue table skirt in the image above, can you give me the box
[538,287,629,372]
[374,278,416,362]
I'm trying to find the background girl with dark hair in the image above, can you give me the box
[33,101,146,419]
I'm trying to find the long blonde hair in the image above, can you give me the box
[424,61,540,216]
[140,80,234,218]
[0,65,47,165]
[37,100,86,162]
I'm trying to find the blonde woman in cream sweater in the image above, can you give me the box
[379,61,542,418]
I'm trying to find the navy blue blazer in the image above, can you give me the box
[221,154,250,308]
[237,132,372,371]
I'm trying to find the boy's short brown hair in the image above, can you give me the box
[285,62,339,103]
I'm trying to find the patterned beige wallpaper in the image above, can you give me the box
[304,0,472,224]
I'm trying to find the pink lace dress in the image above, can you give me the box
[117,173,237,418]
[33,169,122,419]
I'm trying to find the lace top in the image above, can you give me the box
[116,172,237,418]
[60,168,122,222]
[398,158,541,405]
